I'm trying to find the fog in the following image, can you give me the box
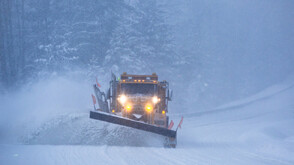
[0,0,294,145]
[0,73,92,143]
[164,0,294,110]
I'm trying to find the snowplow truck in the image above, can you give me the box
[90,72,179,147]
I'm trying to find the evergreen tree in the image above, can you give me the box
[104,0,175,75]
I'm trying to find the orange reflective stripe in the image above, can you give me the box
[177,117,183,129]
[168,120,174,130]
[96,78,101,87]
[91,94,96,105]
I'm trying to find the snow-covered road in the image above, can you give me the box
[1,81,294,165]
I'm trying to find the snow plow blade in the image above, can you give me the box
[90,111,177,138]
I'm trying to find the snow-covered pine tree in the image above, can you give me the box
[104,0,175,75]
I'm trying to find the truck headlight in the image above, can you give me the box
[125,103,132,112]
[145,104,153,113]
[118,95,127,105]
[152,96,160,104]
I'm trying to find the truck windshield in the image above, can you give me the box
[121,83,157,95]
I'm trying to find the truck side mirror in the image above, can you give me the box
[168,90,173,101]
[167,89,173,101]
[106,88,110,100]
[170,90,173,101]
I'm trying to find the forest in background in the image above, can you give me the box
[0,0,176,85]
[1,0,294,111]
